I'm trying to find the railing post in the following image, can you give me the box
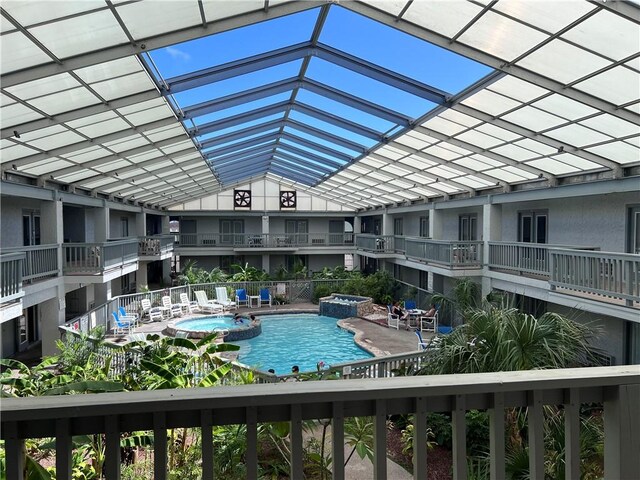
[413,397,428,480]
[56,418,72,480]
[5,422,24,480]
[153,412,168,480]
[246,406,258,480]
[528,390,544,480]
[332,402,345,480]
[373,399,387,480]
[452,394,467,480]
[604,384,640,479]
[105,415,121,480]
[489,392,505,480]
[564,388,580,480]
[290,404,304,479]
[201,410,214,480]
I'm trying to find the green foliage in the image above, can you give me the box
[230,262,269,282]
[56,326,105,372]
[344,417,374,467]
[399,421,435,457]
[177,260,229,285]
[422,305,602,375]
[312,284,334,304]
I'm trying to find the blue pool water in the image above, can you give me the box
[175,315,246,331]
[233,314,372,375]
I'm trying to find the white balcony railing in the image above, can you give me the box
[355,234,395,252]
[488,242,599,277]
[178,232,354,248]
[1,244,59,283]
[2,367,638,480]
[62,239,138,274]
[138,235,174,256]
[405,238,483,268]
[550,248,640,306]
[0,252,24,303]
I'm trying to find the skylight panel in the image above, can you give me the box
[545,124,611,148]
[475,123,521,142]
[423,145,463,161]
[454,156,504,172]
[527,158,581,175]
[283,126,362,157]
[27,130,84,151]
[376,146,406,161]
[513,139,557,156]
[580,115,639,138]
[486,75,548,104]
[0,142,38,163]
[73,117,131,138]
[399,155,436,170]
[561,10,640,61]
[90,71,154,101]
[438,110,483,128]
[493,1,594,33]
[5,72,80,99]
[21,159,73,175]
[306,58,434,119]
[516,39,610,85]
[114,1,201,40]
[586,141,640,164]
[490,144,539,162]
[360,157,386,169]
[0,103,42,129]
[573,66,640,106]
[401,0,484,38]
[455,176,493,189]
[1,32,52,73]
[319,6,492,92]
[74,57,144,84]
[421,117,468,137]
[288,111,379,148]
[455,130,504,149]
[484,167,530,183]
[295,90,395,132]
[368,171,393,182]
[531,95,597,120]
[461,89,521,116]
[29,10,128,58]
[501,106,566,132]
[427,165,465,179]
[458,11,549,61]
[29,89,100,116]
[393,132,435,151]
[381,164,411,177]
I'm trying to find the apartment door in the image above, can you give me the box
[17,305,39,352]
[458,214,477,241]
[329,220,344,245]
[220,219,244,245]
[23,210,41,246]
[628,206,640,254]
[519,211,547,244]
[181,219,197,246]
[285,220,308,245]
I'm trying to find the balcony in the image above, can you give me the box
[62,239,139,283]
[176,232,355,253]
[2,366,638,479]
[0,252,24,319]
[1,244,60,284]
[138,235,174,261]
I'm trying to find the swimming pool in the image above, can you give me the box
[233,314,373,375]
[175,315,242,331]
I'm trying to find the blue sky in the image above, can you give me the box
[147,5,493,183]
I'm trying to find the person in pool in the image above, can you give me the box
[233,313,244,324]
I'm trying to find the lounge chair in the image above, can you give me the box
[162,295,183,318]
[194,290,224,314]
[214,286,236,311]
[118,306,139,327]
[259,288,272,307]
[420,311,438,333]
[387,305,400,330]
[235,288,249,308]
[179,292,199,314]
[415,330,429,351]
[111,311,133,334]
[141,298,164,322]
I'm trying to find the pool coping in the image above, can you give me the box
[337,318,387,357]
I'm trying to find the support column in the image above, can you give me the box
[482,202,502,297]
[40,290,66,357]
[162,258,172,286]
[262,215,270,234]
[94,282,112,306]
[161,215,170,235]
[261,254,270,274]
[137,262,148,291]
[94,205,110,242]
[429,208,443,240]
[382,211,392,236]
[353,216,362,272]
[136,211,147,237]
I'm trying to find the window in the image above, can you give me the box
[419,216,429,238]
[285,255,307,274]
[519,211,548,244]
[221,255,244,272]
[459,214,477,241]
[394,218,403,236]
[419,271,429,290]
[285,220,308,244]
[22,210,41,246]
[121,274,131,294]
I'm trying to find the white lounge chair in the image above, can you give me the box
[162,295,183,318]
[141,298,164,322]
[214,286,236,310]
[179,293,199,314]
[194,291,224,314]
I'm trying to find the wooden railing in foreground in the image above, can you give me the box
[2,366,638,480]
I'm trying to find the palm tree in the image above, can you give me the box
[423,304,602,375]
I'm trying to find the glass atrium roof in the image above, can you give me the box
[1,1,638,209]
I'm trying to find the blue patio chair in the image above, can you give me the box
[111,311,133,335]
[118,306,138,327]
[404,299,417,310]
[259,288,272,307]
[415,330,429,350]
[235,288,249,308]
